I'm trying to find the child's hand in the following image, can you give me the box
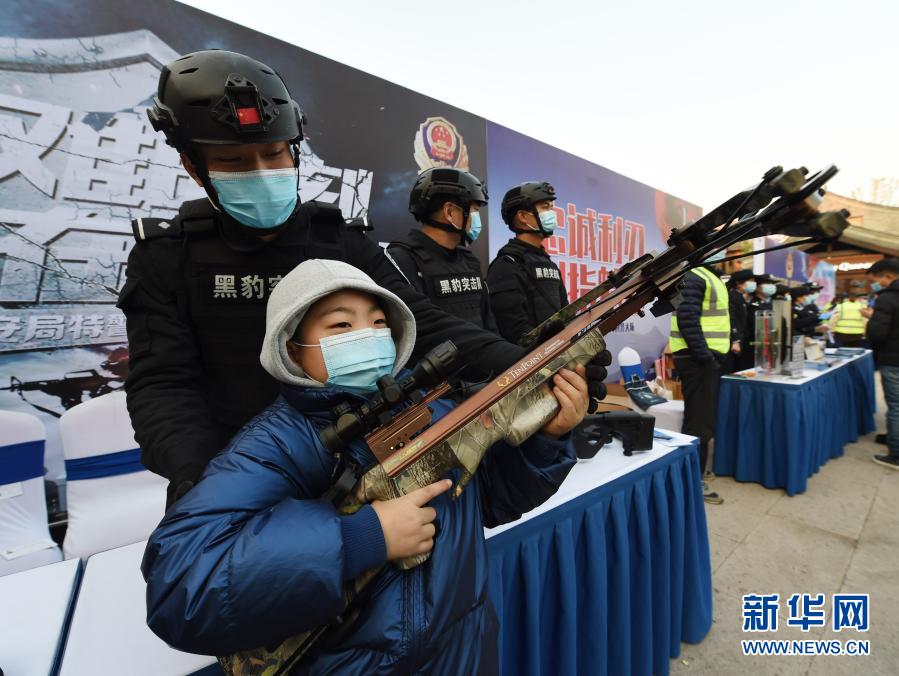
[371,479,452,561]
[541,364,589,438]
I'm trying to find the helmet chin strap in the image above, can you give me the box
[424,202,471,245]
[424,217,469,245]
[183,145,222,211]
[290,141,302,202]
[511,209,550,237]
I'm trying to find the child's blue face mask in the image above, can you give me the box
[312,328,396,393]
[208,168,298,229]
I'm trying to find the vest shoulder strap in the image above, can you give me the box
[132,217,179,241]
[303,201,346,258]
[131,216,216,241]
[132,199,217,242]
[458,248,484,275]
[491,250,525,271]
[304,200,345,226]
[389,239,435,264]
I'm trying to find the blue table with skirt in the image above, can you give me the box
[485,432,712,676]
[713,351,876,496]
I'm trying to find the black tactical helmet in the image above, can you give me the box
[408,168,488,221]
[501,181,557,229]
[148,50,305,151]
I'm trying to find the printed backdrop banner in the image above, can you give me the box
[486,123,703,380]
[763,236,810,284]
[1,0,703,483]
[809,259,837,307]
[0,0,487,480]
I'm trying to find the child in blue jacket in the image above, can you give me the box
[142,259,588,674]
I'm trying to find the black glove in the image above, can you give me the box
[586,350,612,413]
[165,463,205,508]
[524,318,611,413]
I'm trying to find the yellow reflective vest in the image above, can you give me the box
[834,299,866,335]
[669,267,731,354]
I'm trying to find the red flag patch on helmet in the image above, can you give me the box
[236,107,262,126]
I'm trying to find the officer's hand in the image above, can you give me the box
[166,479,195,508]
[586,350,612,413]
[731,341,742,355]
[371,479,451,561]
[165,464,206,508]
[860,307,873,319]
[705,358,721,371]
[542,365,590,438]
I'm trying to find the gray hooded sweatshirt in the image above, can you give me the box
[259,258,417,387]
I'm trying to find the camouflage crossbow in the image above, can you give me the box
[221,165,849,675]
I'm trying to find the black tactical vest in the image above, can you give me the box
[389,235,487,328]
[133,200,347,431]
[493,241,566,326]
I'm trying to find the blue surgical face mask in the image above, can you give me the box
[317,327,396,393]
[466,211,482,243]
[208,168,298,229]
[802,297,814,306]
[743,281,757,294]
[705,250,726,263]
[538,210,558,235]
[760,283,776,297]
[871,281,883,293]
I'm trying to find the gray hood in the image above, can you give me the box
[260,259,417,388]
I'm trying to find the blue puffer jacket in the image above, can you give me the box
[141,383,576,674]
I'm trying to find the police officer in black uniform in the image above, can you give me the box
[806,282,823,316]
[487,182,568,345]
[118,50,529,502]
[387,168,494,331]
[792,284,823,337]
[724,269,754,372]
[736,273,777,370]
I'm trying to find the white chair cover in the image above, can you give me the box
[0,410,62,576]
[59,541,216,676]
[0,557,81,675]
[59,392,167,561]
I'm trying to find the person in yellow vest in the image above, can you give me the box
[669,252,731,504]
[828,281,869,347]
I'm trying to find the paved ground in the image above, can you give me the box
[670,375,898,675]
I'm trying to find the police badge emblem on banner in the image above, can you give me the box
[413,116,470,171]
